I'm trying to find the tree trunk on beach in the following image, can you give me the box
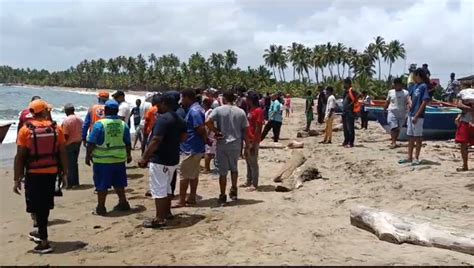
[350,206,474,256]
[273,150,307,192]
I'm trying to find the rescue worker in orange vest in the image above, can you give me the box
[341,77,360,148]
[82,91,109,147]
[13,99,68,254]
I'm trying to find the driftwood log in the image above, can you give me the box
[259,142,286,149]
[287,140,304,149]
[273,151,306,192]
[296,130,319,138]
[350,206,474,255]
[275,161,325,192]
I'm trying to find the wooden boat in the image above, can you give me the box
[0,123,12,144]
[366,105,461,140]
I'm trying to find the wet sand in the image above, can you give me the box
[1,98,473,265]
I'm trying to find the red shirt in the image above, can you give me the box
[247,107,264,143]
[18,108,34,132]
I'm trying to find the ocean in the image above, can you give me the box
[0,85,142,167]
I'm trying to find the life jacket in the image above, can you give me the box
[92,118,127,164]
[90,104,106,130]
[349,88,361,114]
[25,121,59,171]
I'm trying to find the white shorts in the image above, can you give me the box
[406,116,424,137]
[149,163,178,199]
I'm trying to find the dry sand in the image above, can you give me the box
[1,98,473,265]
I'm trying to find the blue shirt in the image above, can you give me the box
[87,115,131,146]
[409,83,431,118]
[269,100,283,123]
[181,103,206,154]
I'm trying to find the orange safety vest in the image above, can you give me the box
[25,120,60,171]
[348,88,361,114]
[90,104,105,130]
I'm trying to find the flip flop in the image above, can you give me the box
[143,218,167,229]
[411,159,421,166]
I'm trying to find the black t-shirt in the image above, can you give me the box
[342,90,354,114]
[150,112,186,166]
[131,107,140,126]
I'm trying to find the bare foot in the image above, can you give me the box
[185,199,197,205]
[246,186,257,192]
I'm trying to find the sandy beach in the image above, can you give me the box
[1,98,473,265]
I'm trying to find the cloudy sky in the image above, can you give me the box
[1,0,473,84]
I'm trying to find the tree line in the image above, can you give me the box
[0,36,407,97]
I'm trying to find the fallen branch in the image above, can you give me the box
[287,140,304,149]
[273,150,306,185]
[350,206,474,255]
[296,130,319,138]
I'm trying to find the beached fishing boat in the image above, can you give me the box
[366,105,461,140]
[0,123,12,144]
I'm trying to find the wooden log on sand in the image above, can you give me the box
[350,206,474,255]
[296,130,319,138]
[287,140,304,149]
[273,150,306,191]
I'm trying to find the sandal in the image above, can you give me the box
[246,186,257,192]
[239,182,251,188]
[456,167,468,172]
[143,218,167,229]
[411,159,421,166]
[398,159,412,164]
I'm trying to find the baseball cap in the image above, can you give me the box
[29,100,52,114]
[104,100,119,109]
[112,90,125,98]
[98,91,110,98]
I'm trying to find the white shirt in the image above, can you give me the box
[118,101,131,123]
[458,88,474,123]
[386,89,409,113]
[325,95,337,119]
[139,101,152,126]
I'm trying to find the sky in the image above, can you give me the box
[1,0,473,85]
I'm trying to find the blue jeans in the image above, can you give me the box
[66,142,81,186]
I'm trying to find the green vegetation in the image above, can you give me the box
[0,36,407,98]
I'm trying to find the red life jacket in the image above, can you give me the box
[90,104,106,130]
[25,121,60,171]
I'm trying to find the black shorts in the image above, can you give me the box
[25,173,57,213]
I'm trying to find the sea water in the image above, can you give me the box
[0,85,143,145]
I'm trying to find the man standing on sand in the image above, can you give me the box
[139,93,187,228]
[384,78,410,149]
[455,85,474,172]
[444,73,461,103]
[261,93,283,143]
[304,90,314,132]
[321,87,336,144]
[18,96,41,133]
[206,90,249,205]
[342,78,360,148]
[131,99,143,150]
[14,99,68,254]
[86,100,132,216]
[112,90,131,125]
[62,103,84,188]
[82,91,109,147]
[175,89,206,208]
[241,92,264,191]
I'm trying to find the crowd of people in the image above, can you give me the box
[11,66,473,254]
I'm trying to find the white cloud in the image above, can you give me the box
[0,0,472,85]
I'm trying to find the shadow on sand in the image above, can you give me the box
[28,241,88,254]
[192,198,263,208]
[48,219,71,226]
[127,173,144,180]
[105,205,147,218]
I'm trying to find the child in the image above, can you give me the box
[360,90,372,130]
[455,86,474,171]
[284,94,292,118]
[202,98,216,173]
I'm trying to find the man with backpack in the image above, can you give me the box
[13,99,68,254]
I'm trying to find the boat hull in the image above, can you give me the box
[0,123,12,144]
[366,106,461,141]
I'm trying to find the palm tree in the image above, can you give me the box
[325,42,336,78]
[224,49,238,71]
[263,44,279,80]
[287,42,300,81]
[334,42,346,79]
[372,36,386,80]
[276,45,287,82]
[383,40,406,79]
